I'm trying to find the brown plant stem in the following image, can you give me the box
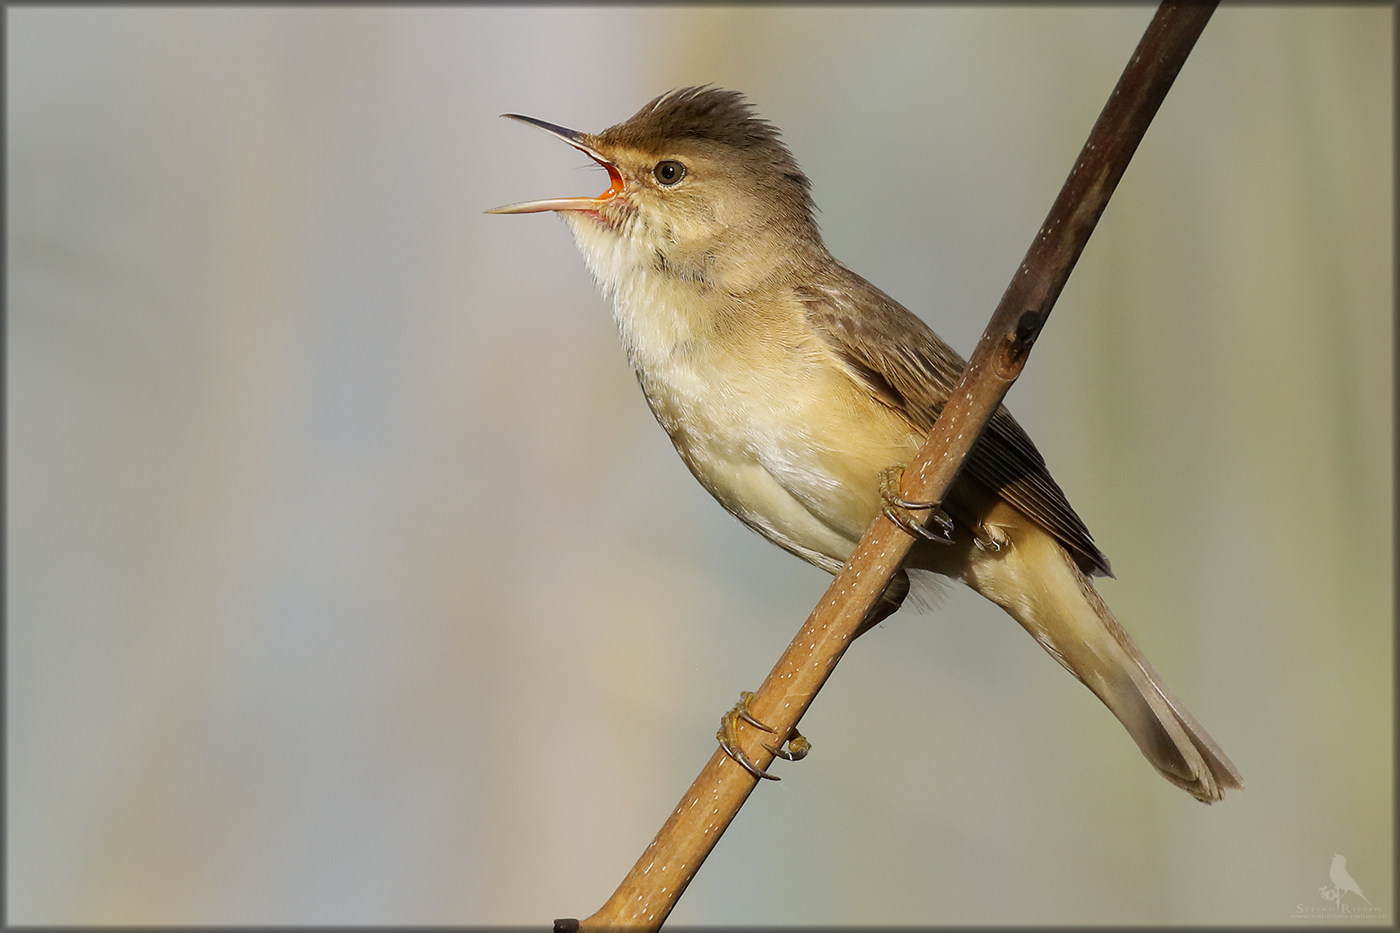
[563,3,1217,930]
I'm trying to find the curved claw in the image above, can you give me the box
[882,504,955,543]
[763,728,811,761]
[717,709,780,781]
[923,505,956,540]
[884,489,932,511]
[716,691,814,780]
[734,690,772,732]
[879,465,956,544]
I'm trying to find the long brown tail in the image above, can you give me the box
[936,508,1244,803]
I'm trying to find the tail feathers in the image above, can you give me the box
[956,520,1243,803]
[1075,573,1244,802]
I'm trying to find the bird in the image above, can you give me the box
[488,86,1243,803]
[1330,854,1372,906]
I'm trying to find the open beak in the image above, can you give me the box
[485,114,625,214]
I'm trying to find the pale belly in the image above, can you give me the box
[633,343,922,574]
[568,213,922,570]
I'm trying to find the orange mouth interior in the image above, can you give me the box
[597,161,625,202]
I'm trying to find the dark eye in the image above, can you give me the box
[653,160,686,186]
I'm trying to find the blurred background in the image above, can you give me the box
[8,6,1391,926]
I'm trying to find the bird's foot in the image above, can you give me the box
[879,466,954,543]
[716,691,810,781]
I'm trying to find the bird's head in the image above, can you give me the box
[488,87,823,291]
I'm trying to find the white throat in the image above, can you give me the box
[562,212,718,375]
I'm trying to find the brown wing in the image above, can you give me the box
[797,265,1112,578]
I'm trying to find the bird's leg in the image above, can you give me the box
[852,568,909,640]
[879,465,954,544]
[717,565,909,777]
[716,691,810,781]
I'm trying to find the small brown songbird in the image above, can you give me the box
[489,87,1242,803]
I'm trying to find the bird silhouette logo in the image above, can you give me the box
[1321,853,1373,908]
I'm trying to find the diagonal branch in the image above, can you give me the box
[562,3,1217,930]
